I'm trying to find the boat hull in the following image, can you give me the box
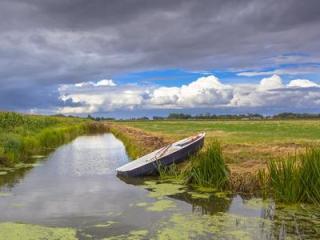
[117,135,204,177]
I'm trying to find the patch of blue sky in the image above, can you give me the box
[114,69,204,86]
[113,62,320,88]
[113,68,255,86]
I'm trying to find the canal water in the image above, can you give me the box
[0,133,319,239]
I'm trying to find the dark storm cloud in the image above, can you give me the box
[0,0,320,112]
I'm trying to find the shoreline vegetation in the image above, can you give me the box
[1,112,320,204]
[111,121,320,204]
[0,112,108,167]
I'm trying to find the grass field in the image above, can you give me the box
[115,120,320,160]
[114,120,320,190]
[115,120,320,144]
[112,119,320,201]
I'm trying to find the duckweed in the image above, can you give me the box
[136,202,148,207]
[188,191,211,199]
[14,163,42,169]
[104,229,148,240]
[0,222,77,240]
[94,221,118,228]
[214,191,231,200]
[143,181,186,199]
[244,198,273,210]
[192,185,216,193]
[0,192,12,197]
[153,213,272,240]
[146,199,176,212]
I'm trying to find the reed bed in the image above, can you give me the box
[259,147,320,204]
[0,112,107,166]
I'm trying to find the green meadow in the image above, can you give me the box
[114,119,320,203]
[115,119,320,165]
[115,119,320,144]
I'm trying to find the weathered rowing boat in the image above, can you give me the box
[116,132,205,177]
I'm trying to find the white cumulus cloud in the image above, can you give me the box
[287,79,319,88]
[74,79,116,88]
[57,75,320,114]
[149,75,233,108]
[257,74,284,91]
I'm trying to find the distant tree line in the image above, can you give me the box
[87,115,115,121]
[52,112,320,121]
[272,112,320,119]
[158,112,320,120]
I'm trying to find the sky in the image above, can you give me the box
[0,0,320,118]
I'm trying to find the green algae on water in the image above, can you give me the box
[136,199,176,212]
[146,199,176,212]
[214,191,231,200]
[244,198,273,210]
[94,220,118,228]
[189,185,231,200]
[192,185,216,193]
[103,229,148,240]
[0,171,7,175]
[143,180,186,199]
[0,167,15,173]
[0,192,12,197]
[153,212,273,240]
[14,163,41,169]
[188,191,211,200]
[136,202,148,207]
[0,222,77,240]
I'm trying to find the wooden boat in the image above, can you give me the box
[116,132,205,177]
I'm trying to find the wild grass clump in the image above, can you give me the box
[188,141,229,190]
[259,147,320,204]
[158,163,183,180]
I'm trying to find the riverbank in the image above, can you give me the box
[1,132,318,239]
[110,120,320,199]
[0,112,108,167]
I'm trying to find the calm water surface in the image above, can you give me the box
[0,134,319,239]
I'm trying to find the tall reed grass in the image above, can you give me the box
[188,141,230,190]
[0,112,108,166]
[259,147,320,204]
[158,163,183,180]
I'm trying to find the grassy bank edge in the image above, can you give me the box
[111,123,320,204]
[0,122,108,167]
[109,125,145,159]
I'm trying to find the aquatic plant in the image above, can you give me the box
[103,229,148,240]
[188,141,229,190]
[260,147,320,204]
[0,222,77,240]
[146,199,176,212]
[143,180,186,199]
